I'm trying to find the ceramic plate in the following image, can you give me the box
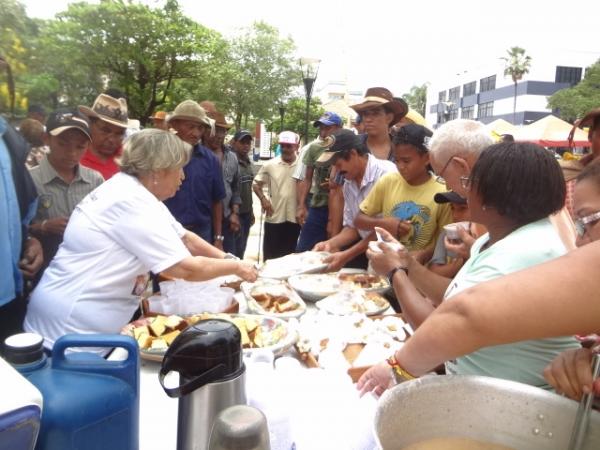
[240,278,307,319]
[315,290,390,316]
[121,313,298,362]
[289,269,390,302]
[258,251,330,280]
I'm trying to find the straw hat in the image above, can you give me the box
[79,94,129,128]
[207,110,233,130]
[168,100,211,126]
[149,111,167,120]
[351,87,408,125]
[569,108,600,145]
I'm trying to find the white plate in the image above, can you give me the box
[258,251,330,280]
[289,269,390,302]
[241,279,307,319]
[122,313,298,360]
[315,290,390,316]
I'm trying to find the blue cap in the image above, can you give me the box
[313,111,343,127]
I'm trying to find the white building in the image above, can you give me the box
[425,50,600,128]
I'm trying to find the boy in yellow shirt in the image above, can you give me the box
[355,124,451,252]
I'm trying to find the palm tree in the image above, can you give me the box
[501,47,532,125]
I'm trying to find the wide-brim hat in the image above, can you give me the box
[569,108,600,145]
[168,100,212,126]
[351,87,408,125]
[79,94,129,129]
[149,111,167,120]
[208,110,233,129]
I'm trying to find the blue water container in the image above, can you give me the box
[5,334,139,450]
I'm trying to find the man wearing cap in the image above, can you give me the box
[313,129,397,271]
[253,131,300,260]
[29,108,104,272]
[230,130,255,258]
[149,111,168,130]
[164,100,226,248]
[205,110,242,256]
[79,93,129,180]
[295,112,343,252]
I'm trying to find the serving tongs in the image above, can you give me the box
[567,352,600,450]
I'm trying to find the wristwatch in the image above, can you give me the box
[386,266,408,285]
[214,235,225,242]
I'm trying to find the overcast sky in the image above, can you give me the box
[21,0,600,97]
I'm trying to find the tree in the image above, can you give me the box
[548,59,600,122]
[402,83,428,117]
[210,22,299,130]
[32,0,225,123]
[265,96,324,142]
[0,0,39,115]
[501,46,532,124]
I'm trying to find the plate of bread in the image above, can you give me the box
[241,278,307,319]
[258,251,330,280]
[288,270,390,302]
[122,312,297,361]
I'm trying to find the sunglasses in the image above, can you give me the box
[574,211,600,237]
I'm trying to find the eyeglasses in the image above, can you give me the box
[574,211,600,237]
[435,156,454,184]
[459,176,471,189]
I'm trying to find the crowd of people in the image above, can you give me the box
[1,83,600,404]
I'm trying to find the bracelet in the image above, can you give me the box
[386,266,408,285]
[214,235,225,241]
[386,355,416,384]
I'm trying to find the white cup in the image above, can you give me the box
[443,221,470,241]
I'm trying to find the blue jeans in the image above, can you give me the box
[223,213,252,258]
[295,206,328,252]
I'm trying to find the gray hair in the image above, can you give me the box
[119,129,191,175]
[429,119,494,162]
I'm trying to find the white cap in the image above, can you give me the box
[278,131,299,145]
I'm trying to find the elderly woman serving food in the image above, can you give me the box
[24,129,258,351]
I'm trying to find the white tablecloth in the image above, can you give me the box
[126,292,381,450]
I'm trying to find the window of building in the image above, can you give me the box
[480,75,496,92]
[448,86,460,102]
[478,101,494,118]
[463,81,476,96]
[461,105,474,119]
[448,109,458,121]
[438,90,447,102]
[555,66,582,86]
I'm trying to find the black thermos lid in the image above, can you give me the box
[4,333,45,365]
[161,319,243,382]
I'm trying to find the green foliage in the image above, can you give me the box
[265,96,324,142]
[32,0,225,123]
[402,83,428,117]
[548,59,600,122]
[501,46,532,83]
[207,22,299,129]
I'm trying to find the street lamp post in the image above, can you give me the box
[299,57,320,145]
[279,104,285,133]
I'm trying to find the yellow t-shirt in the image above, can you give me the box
[359,173,452,250]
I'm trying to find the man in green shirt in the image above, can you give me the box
[295,112,342,252]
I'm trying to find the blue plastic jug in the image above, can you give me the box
[7,334,139,450]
